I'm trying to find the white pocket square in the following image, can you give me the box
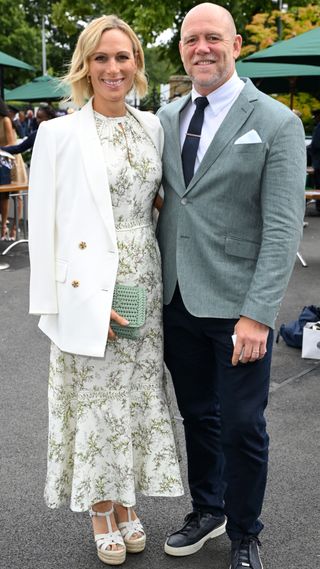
[234,130,262,144]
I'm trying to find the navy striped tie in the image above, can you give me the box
[181,96,209,186]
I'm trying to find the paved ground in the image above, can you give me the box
[0,205,319,569]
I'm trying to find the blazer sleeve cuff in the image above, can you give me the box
[240,299,278,329]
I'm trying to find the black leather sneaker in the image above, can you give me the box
[230,536,263,569]
[164,511,226,556]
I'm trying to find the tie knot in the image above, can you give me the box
[194,97,209,111]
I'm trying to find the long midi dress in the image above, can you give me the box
[45,110,183,512]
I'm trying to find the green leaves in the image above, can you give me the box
[1,0,318,95]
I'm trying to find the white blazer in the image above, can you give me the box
[28,99,164,357]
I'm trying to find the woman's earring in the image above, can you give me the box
[87,76,91,84]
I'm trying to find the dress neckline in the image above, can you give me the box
[94,109,128,123]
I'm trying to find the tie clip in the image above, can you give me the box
[186,132,201,138]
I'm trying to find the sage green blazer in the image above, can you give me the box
[157,79,306,328]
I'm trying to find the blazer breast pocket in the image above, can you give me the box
[228,144,267,178]
[231,143,266,154]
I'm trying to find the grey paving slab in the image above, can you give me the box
[0,208,319,569]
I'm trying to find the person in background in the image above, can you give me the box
[157,3,306,568]
[7,106,23,138]
[25,108,38,135]
[310,109,320,212]
[0,104,56,240]
[2,104,56,156]
[0,96,20,239]
[310,109,320,190]
[28,14,183,567]
[16,110,28,138]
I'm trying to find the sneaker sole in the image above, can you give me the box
[164,519,227,557]
[229,565,263,569]
[229,556,263,569]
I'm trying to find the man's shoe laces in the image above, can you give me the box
[238,537,261,567]
[180,511,201,533]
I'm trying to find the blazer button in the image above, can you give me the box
[79,241,87,249]
[181,198,188,205]
[72,280,80,288]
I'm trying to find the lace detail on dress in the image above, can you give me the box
[45,109,183,511]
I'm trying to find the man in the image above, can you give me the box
[310,109,320,212]
[25,108,38,136]
[157,3,306,569]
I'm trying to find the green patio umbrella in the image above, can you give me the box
[5,74,70,102]
[0,50,34,71]
[0,50,34,99]
[236,60,320,108]
[244,27,320,66]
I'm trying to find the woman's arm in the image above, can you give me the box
[2,131,36,154]
[3,116,15,145]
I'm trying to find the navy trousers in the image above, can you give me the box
[163,286,273,541]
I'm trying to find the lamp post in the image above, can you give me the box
[272,0,288,40]
[42,15,47,76]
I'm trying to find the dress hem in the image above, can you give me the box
[45,490,185,513]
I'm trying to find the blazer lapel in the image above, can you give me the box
[127,105,162,152]
[77,99,117,246]
[165,95,191,197]
[184,81,259,194]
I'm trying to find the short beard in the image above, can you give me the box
[190,71,229,93]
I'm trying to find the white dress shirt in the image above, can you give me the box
[180,72,245,174]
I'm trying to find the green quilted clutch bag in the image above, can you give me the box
[111,284,147,339]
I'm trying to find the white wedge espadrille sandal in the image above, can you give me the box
[90,507,126,565]
[117,508,146,554]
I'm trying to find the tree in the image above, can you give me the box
[0,0,42,89]
[1,0,317,93]
[33,0,283,74]
[241,3,320,57]
[140,46,176,110]
[240,4,320,124]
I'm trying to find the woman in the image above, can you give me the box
[0,97,28,240]
[28,14,183,567]
[1,104,56,240]
[0,97,18,239]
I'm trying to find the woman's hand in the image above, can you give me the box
[153,193,163,211]
[108,309,129,340]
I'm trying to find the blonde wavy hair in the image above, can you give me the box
[63,15,148,107]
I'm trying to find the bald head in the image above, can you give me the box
[181,3,237,39]
[178,2,242,95]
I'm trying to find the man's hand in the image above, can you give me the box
[232,316,269,366]
[108,309,129,340]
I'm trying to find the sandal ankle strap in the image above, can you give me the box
[89,506,114,518]
[89,506,115,534]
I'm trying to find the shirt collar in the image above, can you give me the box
[191,71,244,116]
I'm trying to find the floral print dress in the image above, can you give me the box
[45,110,183,512]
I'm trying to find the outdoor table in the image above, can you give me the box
[0,182,29,257]
[297,188,320,268]
[305,189,320,200]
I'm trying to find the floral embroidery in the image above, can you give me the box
[45,111,183,512]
